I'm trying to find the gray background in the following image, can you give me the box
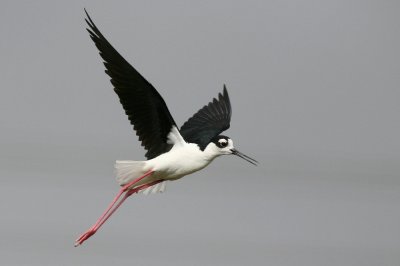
[1,1,399,265]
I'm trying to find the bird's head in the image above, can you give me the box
[206,135,258,165]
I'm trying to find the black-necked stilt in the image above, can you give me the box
[75,10,258,247]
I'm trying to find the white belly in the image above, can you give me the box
[146,143,214,180]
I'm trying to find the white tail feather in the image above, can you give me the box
[114,160,167,194]
[114,160,146,186]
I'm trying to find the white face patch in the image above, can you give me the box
[204,137,234,158]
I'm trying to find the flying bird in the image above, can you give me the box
[75,10,258,247]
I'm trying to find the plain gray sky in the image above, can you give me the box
[1,1,399,265]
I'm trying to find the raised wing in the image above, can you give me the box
[180,85,232,150]
[85,10,177,159]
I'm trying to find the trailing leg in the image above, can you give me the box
[74,170,154,246]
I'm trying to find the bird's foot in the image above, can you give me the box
[75,228,96,247]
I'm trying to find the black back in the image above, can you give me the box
[85,10,177,159]
[180,86,232,150]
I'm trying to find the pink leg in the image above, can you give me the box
[90,179,163,232]
[74,170,154,247]
[74,179,162,246]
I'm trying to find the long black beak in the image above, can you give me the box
[231,149,258,166]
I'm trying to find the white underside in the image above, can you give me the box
[114,143,214,194]
[114,127,220,195]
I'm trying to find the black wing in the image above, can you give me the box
[85,10,178,160]
[180,85,232,150]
